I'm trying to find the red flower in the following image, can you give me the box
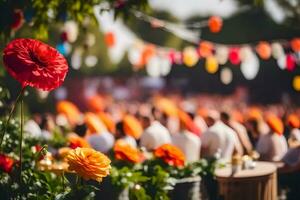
[3,38,68,91]
[0,154,14,173]
[11,9,24,30]
[34,145,45,161]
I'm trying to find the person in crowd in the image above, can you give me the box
[74,123,88,137]
[86,131,115,154]
[278,144,300,200]
[286,114,300,148]
[172,111,201,162]
[24,113,42,138]
[84,112,115,153]
[220,111,253,155]
[256,115,288,162]
[140,108,171,151]
[245,108,269,148]
[245,118,270,148]
[39,114,56,140]
[201,111,241,160]
[194,113,208,134]
[115,121,137,147]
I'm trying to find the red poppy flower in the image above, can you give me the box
[0,154,14,173]
[3,38,68,91]
[11,9,24,30]
[34,145,45,161]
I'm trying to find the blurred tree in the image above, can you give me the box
[238,0,300,23]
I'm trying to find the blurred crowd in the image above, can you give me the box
[24,93,300,182]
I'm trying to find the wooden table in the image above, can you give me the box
[215,161,277,200]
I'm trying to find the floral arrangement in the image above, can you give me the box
[113,140,144,164]
[0,37,218,200]
[154,144,186,167]
[0,38,111,199]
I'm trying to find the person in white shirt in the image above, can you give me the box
[220,111,252,155]
[86,131,115,154]
[172,114,201,162]
[286,114,300,148]
[24,119,42,138]
[115,121,137,148]
[256,116,288,162]
[201,111,241,161]
[140,115,171,151]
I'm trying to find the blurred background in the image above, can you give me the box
[1,0,300,113]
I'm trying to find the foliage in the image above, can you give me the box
[0,118,64,199]
[237,0,300,23]
[141,159,176,200]
[110,166,150,200]
[55,182,98,200]
[0,0,150,41]
[0,84,11,117]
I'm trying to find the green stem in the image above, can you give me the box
[76,175,79,185]
[0,87,25,148]
[19,98,24,185]
[62,171,65,191]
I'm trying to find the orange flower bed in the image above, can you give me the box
[66,148,111,182]
[154,144,185,167]
[114,140,144,163]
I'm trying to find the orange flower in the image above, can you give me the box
[66,148,111,182]
[58,147,72,159]
[154,144,185,167]
[287,114,300,128]
[208,16,223,33]
[114,140,144,163]
[67,134,90,149]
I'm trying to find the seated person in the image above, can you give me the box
[256,115,288,162]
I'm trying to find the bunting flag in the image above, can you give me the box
[68,7,300,91]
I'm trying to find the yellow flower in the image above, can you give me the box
[66,148,111,182]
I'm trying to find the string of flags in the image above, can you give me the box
[122,37,300,79]
[56,7,300,91]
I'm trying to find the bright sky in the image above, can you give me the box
[94,0,288,64]
[149,0,287,23]
[149,0,239,20]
